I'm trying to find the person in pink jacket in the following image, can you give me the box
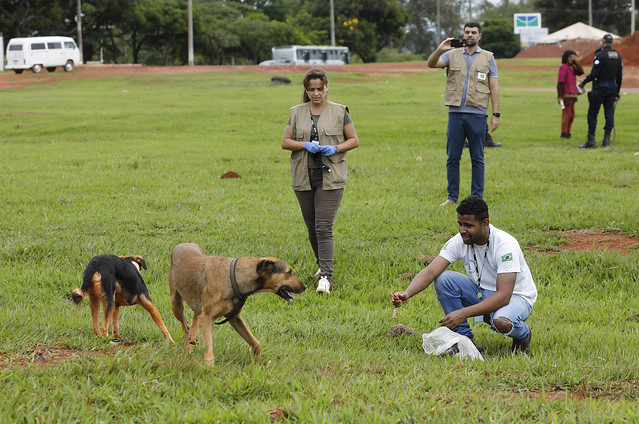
[557,50,584,139]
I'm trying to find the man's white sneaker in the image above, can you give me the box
[313,269,321,282]
[316,276,330,294]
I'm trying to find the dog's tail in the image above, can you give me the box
[72,288,85,304]
[73,266,96,304]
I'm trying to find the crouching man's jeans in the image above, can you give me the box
[434,270,532,342]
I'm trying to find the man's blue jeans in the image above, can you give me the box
[446,112,485,201]
[434,270,532,342]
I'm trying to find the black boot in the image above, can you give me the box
[579,134,597,149]
[485,129,502,147]
[602,133,611,147]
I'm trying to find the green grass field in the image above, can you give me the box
[0,61,638,423]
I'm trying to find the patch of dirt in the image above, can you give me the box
[517,380,639,401]
[556,229,639,254]
[0,344,132,371]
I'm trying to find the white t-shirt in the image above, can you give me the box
[438,224,538,306]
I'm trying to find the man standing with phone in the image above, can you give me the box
[427,22,500,207]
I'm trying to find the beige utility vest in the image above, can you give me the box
[445,48,493,109]
[289,101,348,191]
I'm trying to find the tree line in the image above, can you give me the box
[0,0,636,65]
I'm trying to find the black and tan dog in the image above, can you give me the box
[72,254,174,343]
[169,243,306,365]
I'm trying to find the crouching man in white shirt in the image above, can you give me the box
[391,196,537,353]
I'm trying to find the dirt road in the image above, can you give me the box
[2,62,637,91]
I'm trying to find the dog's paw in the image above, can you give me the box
[251,344,262,356]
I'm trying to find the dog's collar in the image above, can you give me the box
[229,258,246,302]
[215,258,246,325]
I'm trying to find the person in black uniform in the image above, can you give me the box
[464,126,501,149]
[484,125,501,147]
[578,34,623,148]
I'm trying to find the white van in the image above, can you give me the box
[5,36,81,74]
[259,45,350,66]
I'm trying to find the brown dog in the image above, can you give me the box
[169,243,306,365]
[72,254,174,343]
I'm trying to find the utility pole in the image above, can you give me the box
[632,0,636,34]
[188,0,194,65]
[330,0,335,46]
[76,0,83,64]
[588,0,592,26]
[436,0,441,44]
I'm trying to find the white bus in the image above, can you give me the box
[5,36,81,74]
[259,45,350,66]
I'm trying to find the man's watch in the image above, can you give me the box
[492,113,501,118]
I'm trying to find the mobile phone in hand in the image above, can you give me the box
[450,38,466,48]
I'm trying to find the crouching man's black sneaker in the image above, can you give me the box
[510,329,532,354]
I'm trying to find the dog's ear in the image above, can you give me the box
[122,255,147,270]
[134,256,147,270]
[256,259,275,277]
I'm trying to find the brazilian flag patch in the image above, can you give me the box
[501,253,513,262]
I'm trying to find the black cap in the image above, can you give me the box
[603,34,613,43]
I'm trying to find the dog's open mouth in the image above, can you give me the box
[277,286,296,302]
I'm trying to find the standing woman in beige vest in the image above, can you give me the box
[282,68,359,294]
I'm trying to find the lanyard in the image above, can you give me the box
[471,234,490,286]
[309,112,331,172]
[310,112,319,141]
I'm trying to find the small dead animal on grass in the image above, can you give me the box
[386,324,416,338]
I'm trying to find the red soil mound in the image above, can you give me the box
[220,171,241,179]
[516,31,639,67]
[581,31,639,66]
[515,38,602,59]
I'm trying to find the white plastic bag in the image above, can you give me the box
[422,326,484,361]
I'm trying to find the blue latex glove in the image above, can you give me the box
[304,141,320,154]
[319,144,339,156]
